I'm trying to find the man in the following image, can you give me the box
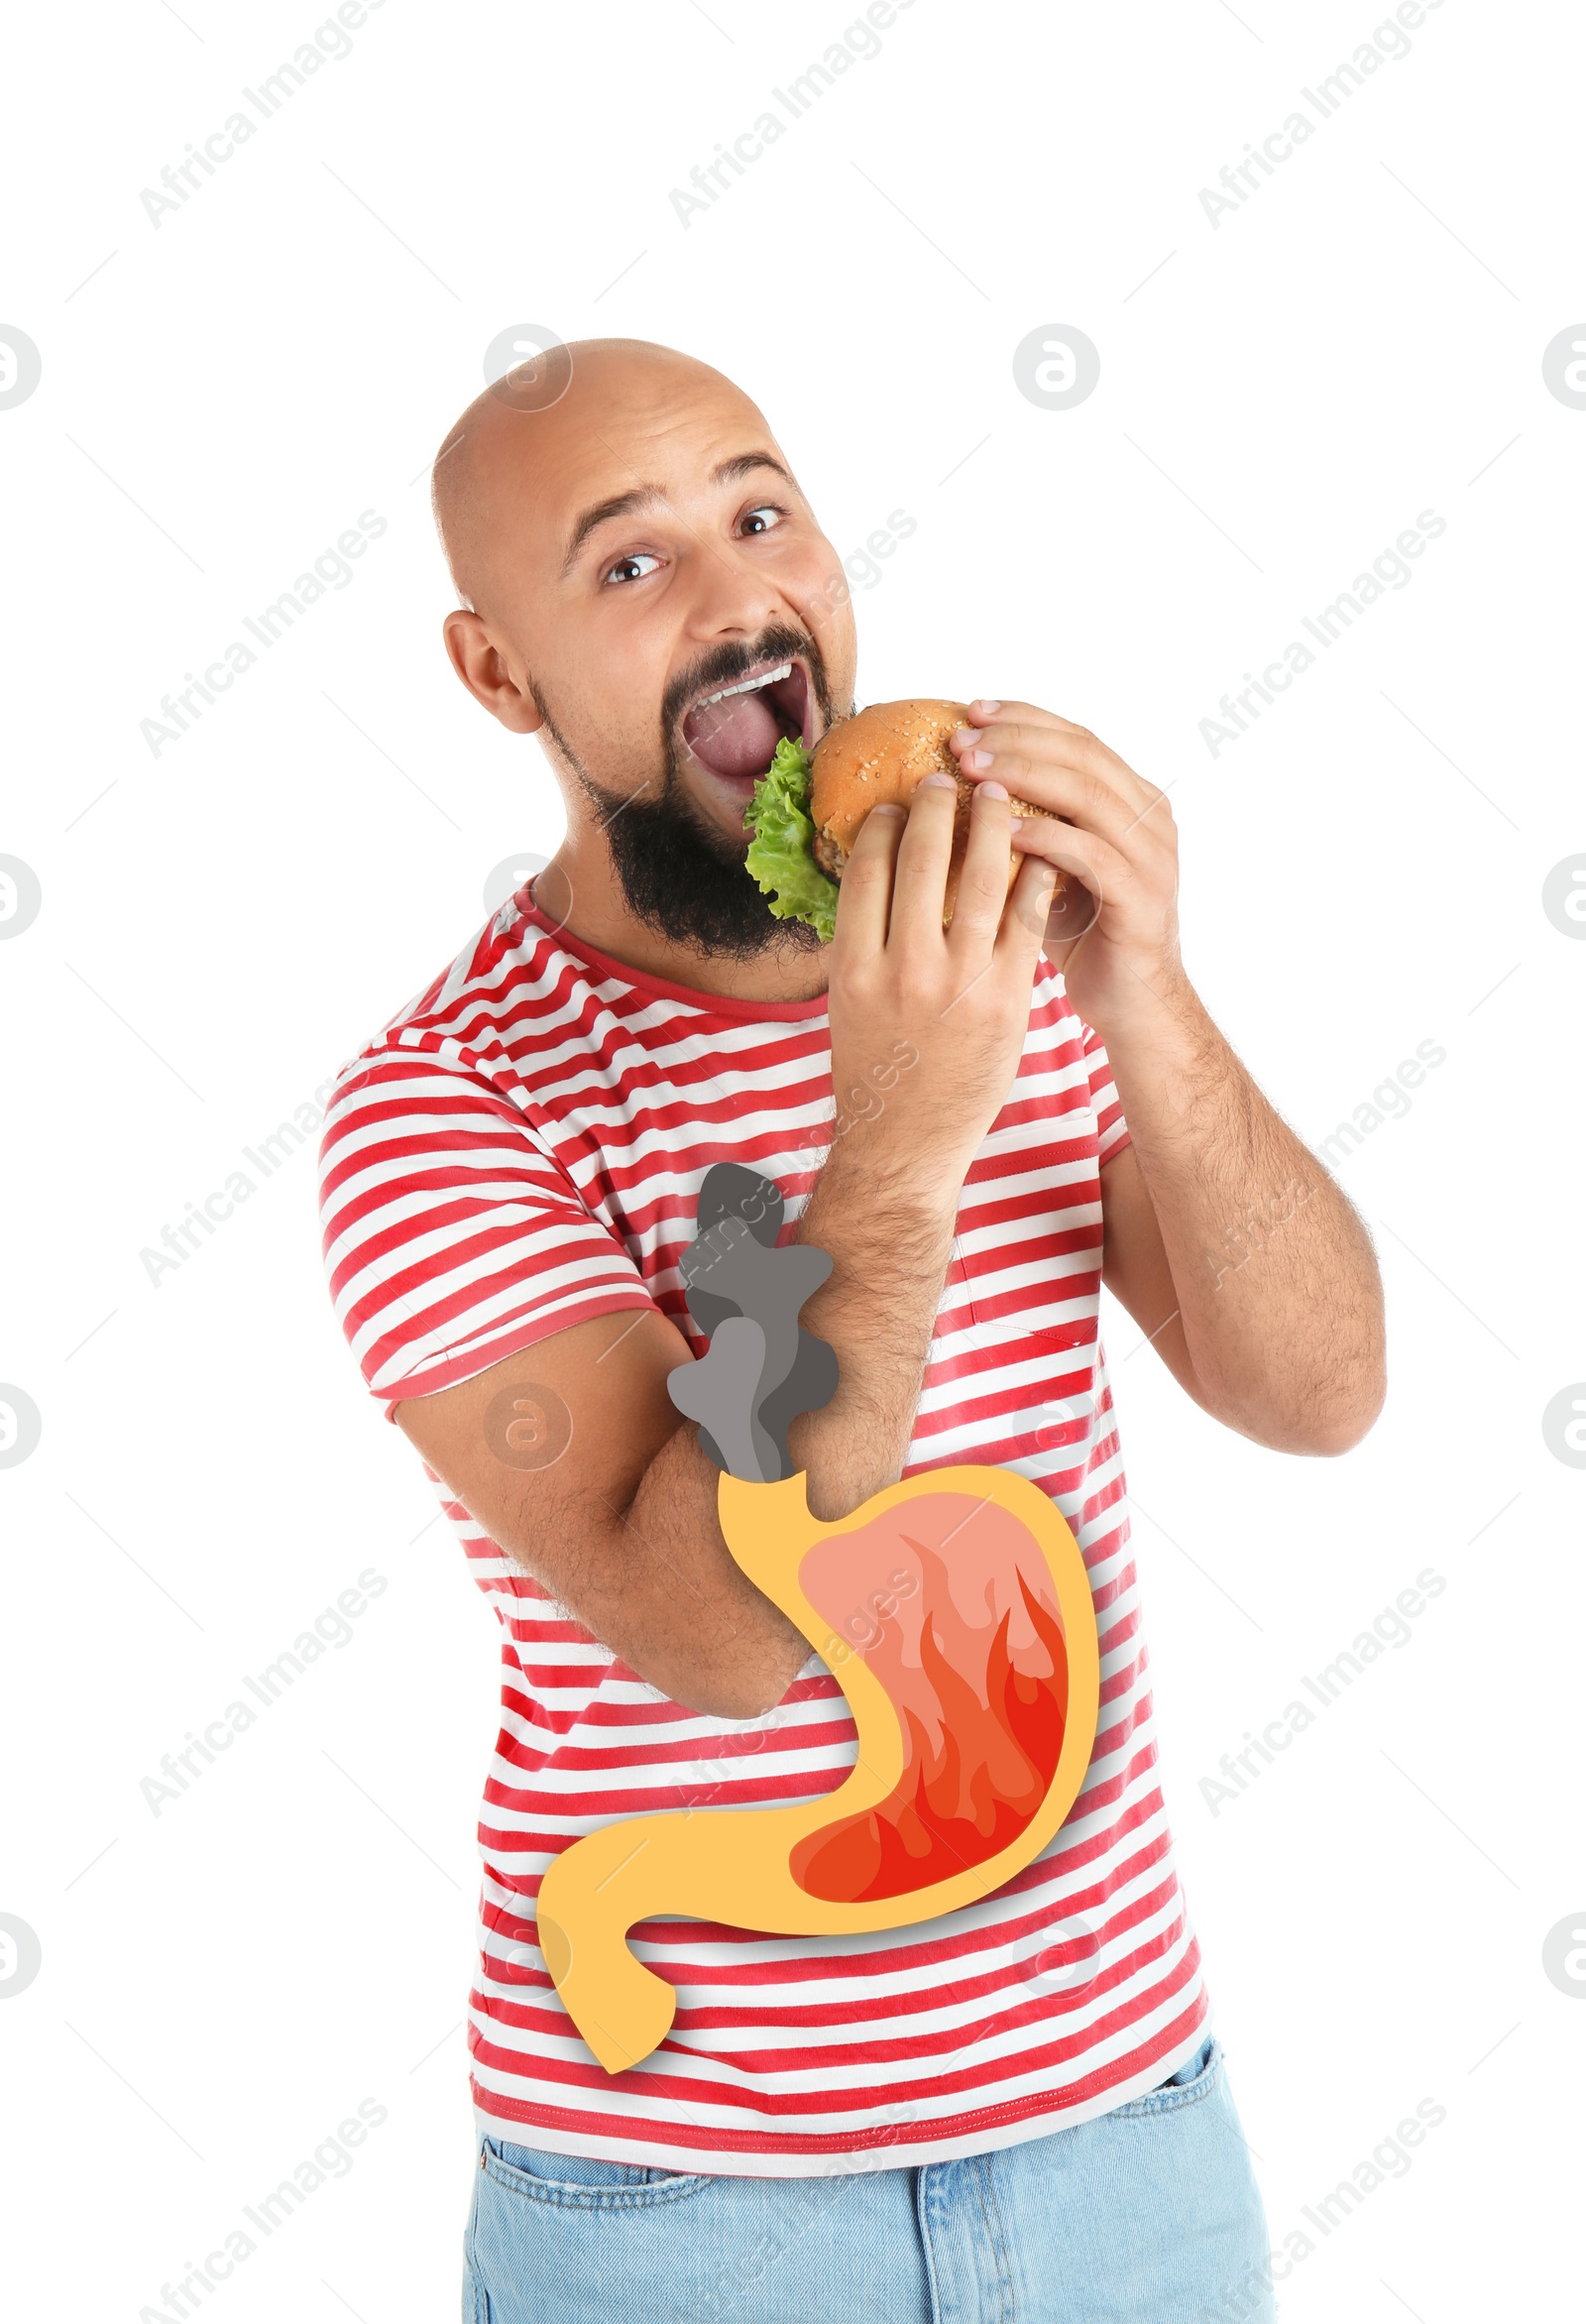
[316,338,1385,2322]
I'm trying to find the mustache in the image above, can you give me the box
[660,622,833,741]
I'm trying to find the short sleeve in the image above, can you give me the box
[316,1048,660,1421]
[1079,1019,1132,1168]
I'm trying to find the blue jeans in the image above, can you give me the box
[461,2035,1276,2322]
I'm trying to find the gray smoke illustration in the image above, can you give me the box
[666,1164,838,1482]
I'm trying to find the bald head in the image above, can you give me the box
[430,334,857,957]
[431,338,766,617]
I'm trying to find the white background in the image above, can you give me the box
[2,0,1582,2316]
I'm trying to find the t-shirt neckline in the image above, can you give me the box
[518,884,831,1022]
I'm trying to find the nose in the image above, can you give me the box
[680,532,789,646]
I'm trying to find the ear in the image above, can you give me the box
[442,610,544,736]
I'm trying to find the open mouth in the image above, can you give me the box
[679,657,814,788]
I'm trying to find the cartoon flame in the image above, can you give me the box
[790,1504,1070,1904]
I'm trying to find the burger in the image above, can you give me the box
[744,699,1063,942]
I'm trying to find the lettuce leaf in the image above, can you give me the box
[744,736,838,942]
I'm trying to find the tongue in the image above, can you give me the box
[683,686,783,779]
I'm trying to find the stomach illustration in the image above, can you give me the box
[789,1498,1072,1905]
[534,1465,1099,2075]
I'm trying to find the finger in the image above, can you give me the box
[960,752,1150,858]
[962,698,1143,755]
[959,697,1008,733]
[886,771,959,948]
[832,802,904,956]
[960,697,1083,737]
[995,851,1061,971]
[952,715,1162,817]
[945,777,1015,960]
[1005,807,1131,906]
[953,718,1156,807]
[958,699,1110,756]
[1038,863,1104,951]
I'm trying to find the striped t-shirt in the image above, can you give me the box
[316,882,1208,2175]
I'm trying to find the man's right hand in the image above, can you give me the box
[824,770,1058,1194]
[392,777,1058,1719]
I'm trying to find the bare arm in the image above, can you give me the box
[1096,1001,1385,1452]
[949,699,1387,1453]
[394,772,1056,1717]
[392,1161,963,1721]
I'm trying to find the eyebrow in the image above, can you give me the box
[559,452,798,577]
[711,450,796,490]
[560,487,661,576]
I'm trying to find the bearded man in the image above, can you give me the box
[316,337,1384,2324]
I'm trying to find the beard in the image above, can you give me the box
[533,622,841,960]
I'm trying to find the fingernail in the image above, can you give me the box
[962,748,993,772]
[869,802,904,817]
[979,779,1009,800]
[920,770,958,789]
[974,699,1001,717]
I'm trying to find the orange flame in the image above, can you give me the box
[790,1497,1070,1905]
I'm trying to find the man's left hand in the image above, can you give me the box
[948,699,1182,1032]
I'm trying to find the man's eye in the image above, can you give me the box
[603,552,661,586]
[738,505,784,537]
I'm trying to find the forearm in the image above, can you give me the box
[787,1130,960,1518]
[1102,968,1386,1452]
[606,1137,960,1713]
[608,1420,811,1717]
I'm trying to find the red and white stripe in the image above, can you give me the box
[317,888,1207,2175]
